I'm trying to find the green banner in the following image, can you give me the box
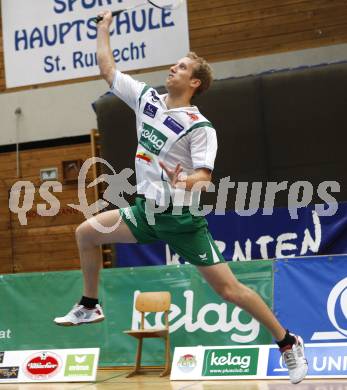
[0,262,273,366]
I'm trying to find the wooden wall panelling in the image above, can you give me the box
[189,1,347,61]
[0,180,13,273]
[11,143,95,272]
[0,144,93,182]
[12,225,81,273]
[195,24,347,61]
[0,230,13,273]
[189,1,347,37]
[9,185,96,230]
[0,179,10,231]
[17,144,93,181]
[0,152,17,180]
[0,142,99,273]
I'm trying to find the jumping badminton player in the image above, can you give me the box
[54,9,308,384]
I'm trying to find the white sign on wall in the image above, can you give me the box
[1,0,189,88]
[0,348,99,383]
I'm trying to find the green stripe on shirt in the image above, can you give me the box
[138,85,150,106]
[177,121,214,141]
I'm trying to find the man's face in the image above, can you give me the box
[165,57,200,94]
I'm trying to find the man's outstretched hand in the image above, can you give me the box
[159,161,187,188]
[159,162,212,191]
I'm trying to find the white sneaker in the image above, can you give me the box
[282,335,308,384]
[54,304,105,326]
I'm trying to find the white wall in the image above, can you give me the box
[0,43,346,146]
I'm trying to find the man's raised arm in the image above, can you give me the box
[96,10,115,86]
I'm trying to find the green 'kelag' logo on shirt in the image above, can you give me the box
[139,123,167,155]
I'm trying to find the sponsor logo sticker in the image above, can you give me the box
[187,112,199,122]
[0,367,19,379]
[163,116,184,134]
[150,91,160,102]
[23,351,62,380]
[202,348,259,376]
[0,367,19,380]
[136,151,152,164]
[139,123,167,155]
[143,102,158,118]
[177,354,197,373]
[198,253,208,262]
[64,354,95,377]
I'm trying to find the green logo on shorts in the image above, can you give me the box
[202,348,259,376]
[64,354,95,377]
[139,123,167,155]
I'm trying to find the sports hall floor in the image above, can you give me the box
[0,370,344,389]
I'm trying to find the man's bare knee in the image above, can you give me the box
[218,285,238,304]
[75,220,99,249]
[218,283,252,306]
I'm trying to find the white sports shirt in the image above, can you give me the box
[110,70,218,206]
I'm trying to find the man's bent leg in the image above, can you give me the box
[76,209,137,299]
[54,210,137,326]
[197,262,308,383]
[197,262,286,341]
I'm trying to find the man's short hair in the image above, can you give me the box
[187,51,213,95]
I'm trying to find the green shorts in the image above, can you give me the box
[119,197,225,267]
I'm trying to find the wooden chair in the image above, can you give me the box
[123,291,171,377]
